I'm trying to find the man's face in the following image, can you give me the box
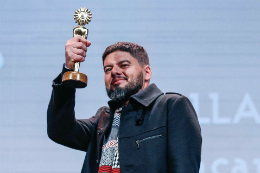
[103,51,145,101]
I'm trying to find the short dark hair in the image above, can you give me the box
[102,42,149,66]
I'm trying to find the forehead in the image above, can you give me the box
[103,51,138,66]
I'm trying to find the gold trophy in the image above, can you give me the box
[62,7,92,88]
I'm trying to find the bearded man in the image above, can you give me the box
[47,36,202,173]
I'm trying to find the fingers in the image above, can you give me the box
[72,42,87,52]
[73,47,86,57]
[72,35,91,47]
[65,36,91,69]
[86,40,91,47]
[67,52,85,62]
[65,46,86,69]
[66,47,86,60]
[65,49,85,69]
[68,36,91,50]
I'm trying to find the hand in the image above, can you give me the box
[65,35,91,69]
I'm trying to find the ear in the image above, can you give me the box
[143,65,152,82]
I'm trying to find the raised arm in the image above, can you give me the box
[47,36,95,151]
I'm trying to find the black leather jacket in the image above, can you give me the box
[47,72,202,173]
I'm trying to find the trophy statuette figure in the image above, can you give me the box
[62,7,92,88]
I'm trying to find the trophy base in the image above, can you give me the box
[62,71,87,88]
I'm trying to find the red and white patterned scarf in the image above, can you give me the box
[98,108,121,173]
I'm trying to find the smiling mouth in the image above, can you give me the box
[111,76,128,85]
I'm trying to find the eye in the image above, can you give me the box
[104,67,112,73]
[121,63,129,68]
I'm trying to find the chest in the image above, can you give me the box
[117,104,168,172]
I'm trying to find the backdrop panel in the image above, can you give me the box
[0,0,259,172]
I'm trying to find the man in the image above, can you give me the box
[47,36,202,173]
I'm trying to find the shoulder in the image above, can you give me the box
[95,106,110,117]
[157,92,192,108]
[163,93,196,117]
[165,92,183,98]
[159,91,185,101]
[87,106,110,123]
[99,106,110,113]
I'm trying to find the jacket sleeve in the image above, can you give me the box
[167,95,202,173]
[47,72,101,152]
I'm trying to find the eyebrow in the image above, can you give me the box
[103,60,131,70]
[117,60,131,65]
[103,64,112,70]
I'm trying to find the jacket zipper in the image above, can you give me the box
[135,134,163,149]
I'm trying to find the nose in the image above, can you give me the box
[111,66,122,77]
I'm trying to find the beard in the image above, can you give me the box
[106,72,143,102]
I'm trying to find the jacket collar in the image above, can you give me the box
[108,83,163,109]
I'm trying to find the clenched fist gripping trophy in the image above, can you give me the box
[62,7,92,88]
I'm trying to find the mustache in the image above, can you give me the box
[111,76,128,85]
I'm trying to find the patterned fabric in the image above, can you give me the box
[98,108,121,173]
